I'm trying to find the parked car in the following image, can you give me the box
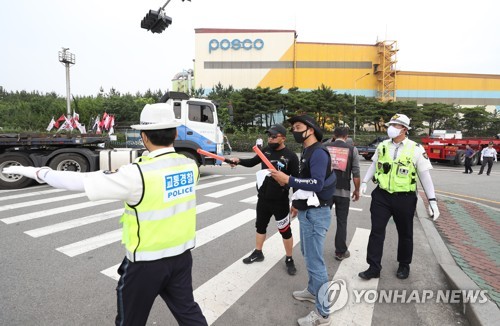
[356,136,389,160]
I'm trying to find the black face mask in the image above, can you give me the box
[268,142,280,150]
[292,130,309,143]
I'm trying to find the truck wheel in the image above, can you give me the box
[454,150,466,166]
[363,153,373,161]
[177,150,200,167]
[0,153,35,189]
[49,153,90,172]
[472,154,480,166]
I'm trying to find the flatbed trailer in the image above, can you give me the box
[421,137,500,165]
[0,133,110,189]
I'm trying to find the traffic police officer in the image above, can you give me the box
[359,114,440,280]
[2,105,208,326]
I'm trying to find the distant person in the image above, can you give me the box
[255,135,264,148]
[359,113,440,281]
[478,141,498,175]
[323,127,361,261]
[463,144,475,174]
[230,125,300,275]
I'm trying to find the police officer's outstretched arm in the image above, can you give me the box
[416,147,440,221]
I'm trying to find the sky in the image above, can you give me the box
[1,0,499,97]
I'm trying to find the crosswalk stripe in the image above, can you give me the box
[0,185,49,194]
[0,200,117,224]
[331,227,378,325]
[196,177,244,190]
[198,175,222,181]
[194,218,300,325]
[196,202,222,214]
[0,193,87,212]
[24,209,124,238]
[240,195,258,204]
[100,208,257,280]
[0,188,66,202]
[56,229,122,257]
[205,182,256,198]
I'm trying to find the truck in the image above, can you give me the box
[0,92,225,189]
[421,132,500,166]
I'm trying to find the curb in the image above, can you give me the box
[416,194,500,326]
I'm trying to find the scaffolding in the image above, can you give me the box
[375,41,398,102]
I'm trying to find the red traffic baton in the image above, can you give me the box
[196,148,234,164]
[252,145,276,170]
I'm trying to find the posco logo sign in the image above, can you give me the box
[209,38,264,53]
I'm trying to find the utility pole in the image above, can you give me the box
[353,72,370,141]
[58,48,75,120]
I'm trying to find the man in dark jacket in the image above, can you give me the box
[271,115,336,326]
[230,124,300,275]
[323,127,361,261]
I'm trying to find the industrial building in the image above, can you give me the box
[174,28,500,109]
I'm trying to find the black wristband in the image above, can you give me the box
[428,198,437,202]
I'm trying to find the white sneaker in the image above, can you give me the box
[293,288,316,303]
[297,310,331,326]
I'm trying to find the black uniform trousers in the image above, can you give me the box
[115,250,207,326]
[479,157,494,175]
[366,187,417,272]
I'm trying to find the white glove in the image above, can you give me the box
[428,200,440,221]
[360,182,368,195]
[2,166,46,183]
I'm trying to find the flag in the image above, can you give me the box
[54,114,66,129]
[92,115,100,131]
[46,117,56,132]
[103,113,111,131]
[108,115,115,135]
[57,116,74,132]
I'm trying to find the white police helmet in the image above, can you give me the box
[385,113,412,130]
[130,104,181,130]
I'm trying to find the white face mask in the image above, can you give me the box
[387,125,402,139]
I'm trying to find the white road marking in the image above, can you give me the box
[331,227,378,326]
[56,229,122,257]
[100,208,256,280]
[240,195,258,204]
[0,188,66,202]
[205,182,256,198]
[24,209,124,238]
[196,177,244,190]
[194,219,300,325]
[0,200,117,224]
[0,193,87,212]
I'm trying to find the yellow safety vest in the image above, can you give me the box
[374,140,417,193]
[121,152,199,262]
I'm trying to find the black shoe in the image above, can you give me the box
[396,264,410,279]
[478,173,482,175]
[358,269,380,280]
[335,250,351,261]
[242,249,264,264]
[463,172,468,174]
[285,257,297,275]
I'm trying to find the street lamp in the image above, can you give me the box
[58,48,75,120]
[353,72,370,141]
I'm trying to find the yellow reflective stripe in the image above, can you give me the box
[124,198,196,221]
[125,238,196,262]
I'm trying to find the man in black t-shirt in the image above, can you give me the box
[230,124,300,275]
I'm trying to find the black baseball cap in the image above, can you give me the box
[266,124,287,136]
[287,114,323,141]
